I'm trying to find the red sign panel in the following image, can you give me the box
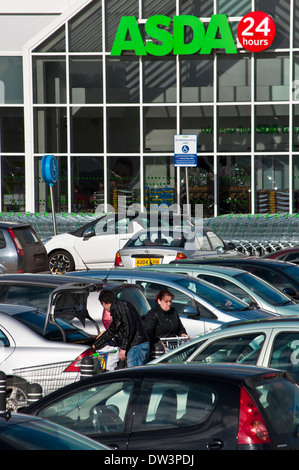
[237,11,276,52]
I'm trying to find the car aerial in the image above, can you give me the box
[43,212,186,274]
[150,317,299,387]
[114,226,243,269]
[0,412,110,450]
[0,273,151,336]
[172,258,299,300]
[0,304,96,410]
[136,264,299,316]
[23,362,299,450]
[68,269,276,337]
[0,221,47,273]
[262,246,299,264]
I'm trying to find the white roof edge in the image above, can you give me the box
[22,0,94,53]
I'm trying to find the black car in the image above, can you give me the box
[23,363,299,450]
[171,258,299,300]
[0,222,47,273]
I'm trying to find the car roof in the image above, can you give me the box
[174,258,298,268]
[0,273,108,286]
[140,264,246,276]
[0,221,32,229]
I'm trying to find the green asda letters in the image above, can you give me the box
[111,14,237,56]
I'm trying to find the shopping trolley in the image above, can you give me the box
[152,337,191,359]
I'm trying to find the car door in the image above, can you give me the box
[127,376,240,450]
[33,377,139,450]
[266,330,299,384]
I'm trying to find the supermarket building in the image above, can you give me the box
[1,0,299,217]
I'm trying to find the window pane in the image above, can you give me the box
[218,105,251,152]
[181,58,213,103]
[218,56,251,102]
[269,332,299,383]
[106,58,139,103]
[106,0,138,52]
[70,57,102,104]
[71,156,104,213]
[180,0,213,16]
[143,58,176,103]
[108,156,140,211]
[218,155,251,215]
[144,106,176,152]
[34,108,67,154]
[107,107,139,153]
[144,155,176,209]
[255,105,289,151]
[33,57,66,104]
[255,155,289,213]
[0,57,23,104]
[255,55,289,101]
[2,156,25,212]
[142,0,176,17]
[69,0,102,52]
[33,26,65,53]
[294,0,299,47]
[217,0,251,15]
[256,0,290,48]
[293,154,299,213]
[0,108,24,152]
[181,106,213,151]
[71,107,103,153]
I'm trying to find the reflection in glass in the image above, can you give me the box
[181,157,214,218]
[71,156,104,212]
[71,107,103,153]
[34,108,67,154]
[255,105,289,152]
[218,155,251,215]
[0,57,23,104]
[143,58,176,103]
[181,106,213,152]
[106,58,139,103]
[218,56,251,102]
[144,106,176,153]
[70,57,102,104]
[33,57,66,104]
[255,155,289,213]
[107,107,139,153]
[144,155,175,210]
[256,0,290,48]
[181,58,213,103]
[2,156,25,212]
[218,106,251,152]
[108,156,140,211]
[255,55,289,101]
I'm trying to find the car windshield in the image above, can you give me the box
[235,272,293,306]
[12,309,92,342]
[282,264,299,282]
[174,278,250,311]
[115,286,150,318]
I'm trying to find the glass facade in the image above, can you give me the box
[2,0,299,216]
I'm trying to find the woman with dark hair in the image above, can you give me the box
[144,289,189,356]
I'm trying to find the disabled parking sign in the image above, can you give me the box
[174,135,197,167]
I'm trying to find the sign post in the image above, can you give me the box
[174,135,197,216]
[41,154,59,235]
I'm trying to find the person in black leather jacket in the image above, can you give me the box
[144,289,189,356]
[92,290,150,367]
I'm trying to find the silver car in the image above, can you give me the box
[69,269,276,337]
[115,226,243,268]
[149,317,299,386]
[135,264,299,316]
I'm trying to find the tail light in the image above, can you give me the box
[175,252,187,260]
[114,251,124,267]
[8,228,25,273]
[238,387,270,445]
[64,348,94,373]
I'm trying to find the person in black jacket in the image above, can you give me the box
[144,289,189,357]
[92,290,150,367]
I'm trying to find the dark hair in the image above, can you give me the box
[155,289,175,303]
[99,290,116,304]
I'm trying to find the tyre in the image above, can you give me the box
[6,377,29,411]
[48,250,75,274]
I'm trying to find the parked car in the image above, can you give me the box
[172,258,299,300]
[68,269,276,337]
[150,317,299,386]
[43,212,184,274]
[0,305,96,410]
[0,221,47,273]
[23,363,299,450]
[114,226,242,268]
[0,412,110,450]
[0,273,151,336]
[262,246,299,264]
[137,264,299,316]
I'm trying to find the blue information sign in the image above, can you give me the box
[174,135,197,167]
[41,154,59,185]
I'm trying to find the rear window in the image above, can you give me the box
[251,374,299,436]
[13,227,40,245]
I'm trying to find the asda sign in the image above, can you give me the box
[111,12,276,56]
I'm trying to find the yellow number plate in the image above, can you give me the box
[135,258,161,266]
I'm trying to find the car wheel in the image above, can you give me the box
[6,377,29,411]
[48,250,75,274]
